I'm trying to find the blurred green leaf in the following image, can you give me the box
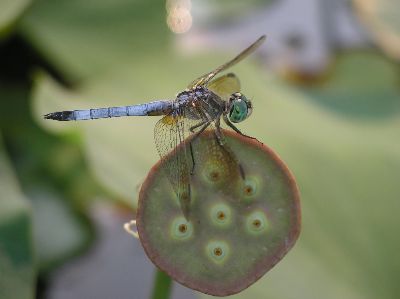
[0,0,32,38]
[31,190,90,272]
[303,51,400,118]
[0,80,96,276]
[0,134,35,299]
[20,0,168,81]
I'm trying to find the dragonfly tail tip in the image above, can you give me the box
[43,111,74,121]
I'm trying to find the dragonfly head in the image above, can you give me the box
[228,92,253,123]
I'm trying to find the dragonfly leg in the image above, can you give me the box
[189,143,195,175]
[222,115,257,140]
[215,118,245,180]
[189,120,208,133]
[189,121,211,175]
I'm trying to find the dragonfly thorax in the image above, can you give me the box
[174,86,225,120]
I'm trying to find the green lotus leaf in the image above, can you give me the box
[20,0,168,80]
[0,134,35,299]
[0,0,32,38]
[304,51,400,118]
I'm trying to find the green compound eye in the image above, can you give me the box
[229,99,248,123]
[229,94,252,123]
[246,210,268,235]
[206,241,230,264]
[170,217,193,240]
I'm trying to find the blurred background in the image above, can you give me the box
[0,0,399,298]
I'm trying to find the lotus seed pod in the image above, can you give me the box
[136,129,301,296]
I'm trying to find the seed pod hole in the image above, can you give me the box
[246,210,268,234]
[179,224,187,233]
[210,203,232,226]
[171,217,193,240]
[206,241,229,264]
[244,185,253,195]
[203,161,225,184]
[214,247,223,256]
[209,170,220,182]
[253,219,261,228]
[172,187,193,207]
[243,178,258,197]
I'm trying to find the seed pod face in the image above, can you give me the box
[137,129,301,296]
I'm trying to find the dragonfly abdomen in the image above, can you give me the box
[44,100,173,121]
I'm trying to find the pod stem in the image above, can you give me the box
[151,269,173,299]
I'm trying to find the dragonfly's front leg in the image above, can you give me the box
[189,120,211,175]
[222,114,257,141]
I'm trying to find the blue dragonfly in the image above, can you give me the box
[45,35,266,219]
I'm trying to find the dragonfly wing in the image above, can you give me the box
[207,73,241,101]
[188,35,266,89]
[189,122,245,199]
[154,113,191,219]
[154,102,211,219]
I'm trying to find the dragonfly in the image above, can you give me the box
[45,35,266,220]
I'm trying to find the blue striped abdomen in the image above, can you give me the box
[44,100,173,121]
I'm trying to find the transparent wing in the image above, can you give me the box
[207,73,241,101]
[188,35,266,89]
[154,99,212,219]
[154,113,191,219]
[190,122,245,198]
